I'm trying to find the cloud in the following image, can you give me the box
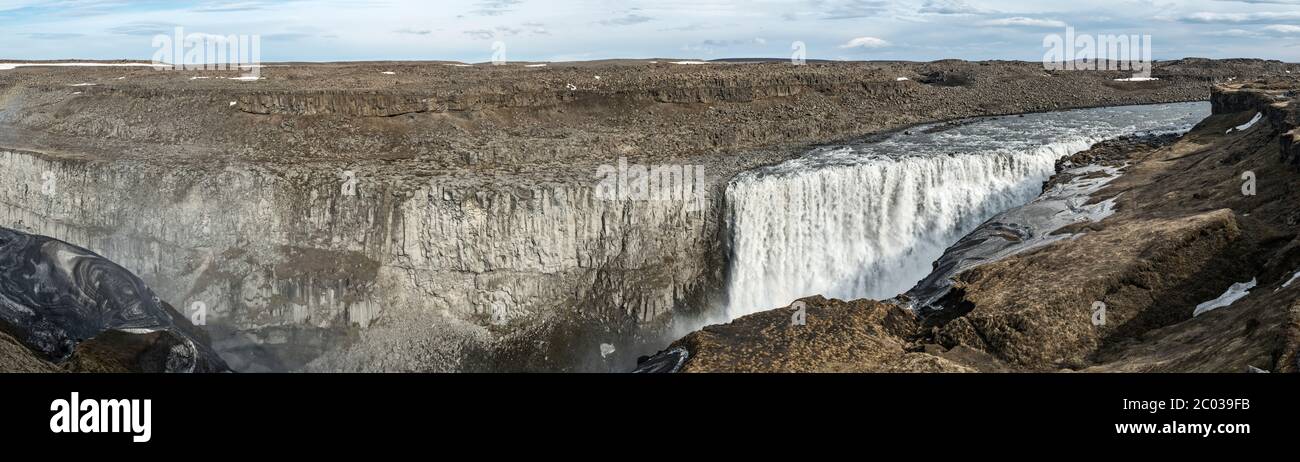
[1210,0,1300,4]
[1180,11,1300,24]
[107,22,180,36]
[263,32,313,41]
[918,0,983,15]
[23,32,85,39]
[599,13,653,26]
[463,29,495,39]
[1265,24,1300,34]
[469,0,523,16]
[684,37,769,52]
[821,0,890,20]
[1207,24,1300,37]
[981,17,1068,28]
[394,28,433,36]
[191,2,287,13]
[838,36,890,49]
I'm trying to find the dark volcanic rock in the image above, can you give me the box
[0,226,228,372]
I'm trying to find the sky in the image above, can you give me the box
[1,0,1299,63]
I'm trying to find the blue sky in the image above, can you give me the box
[1,0,1298,62]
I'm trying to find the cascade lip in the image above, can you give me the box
[721,102,1211,322]
[731,101,1210,181]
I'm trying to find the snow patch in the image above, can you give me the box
[0,62,170,71]
[1226,112,1263,134]
[1279,270,1300,291]
[895,77,910,81]
[1113,77,1159,82]
[671,61,709,65]
[381,71,396,75]
[1193,279,1257,317]
[525,64,547,68]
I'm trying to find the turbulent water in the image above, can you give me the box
[722,102,1210,320]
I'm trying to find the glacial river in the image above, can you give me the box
[720,101,1212,321]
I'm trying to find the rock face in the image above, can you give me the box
[0,59,1293,372]
[658,79,1300,373]
[0,226,228,372]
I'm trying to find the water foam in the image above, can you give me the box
[721,102,1209,320]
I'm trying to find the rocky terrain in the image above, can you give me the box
[657,79,1300,373]
[0,58,1294,372]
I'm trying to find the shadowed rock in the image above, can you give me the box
[0,226,228,372]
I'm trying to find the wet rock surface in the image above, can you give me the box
[0,226,228,372]
[661,79,1300,373]
[0,59,1293,372]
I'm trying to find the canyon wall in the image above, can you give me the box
[0,150,718,371]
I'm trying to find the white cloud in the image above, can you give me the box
[838,36,890,49]
[918,0,984,15]
[1181,11,1300,24]
[981,17,1068,28]
[1264,24,1300,35]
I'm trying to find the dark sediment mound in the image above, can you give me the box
[649,79,1300,373]
[0,226,228,372]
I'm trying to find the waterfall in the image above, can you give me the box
[720,102,1210,320]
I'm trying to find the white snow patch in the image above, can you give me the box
[381,71,396,75]
[0,62,170,71]
[69,83,96,86]
[229,101,237,107]
[671,61,710,65]
[1193,279,1257,317]
[229,76,262,81]
[1114,77,1160,82]
[895,77,910,81]
[525,64,547,68]
[1226,112,1263,134]
[1280,270,1300,291]
[189,76,212,80]
[443,63,472,67]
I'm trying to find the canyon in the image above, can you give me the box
[655,80,1300,373]
[0,58,1293,372]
